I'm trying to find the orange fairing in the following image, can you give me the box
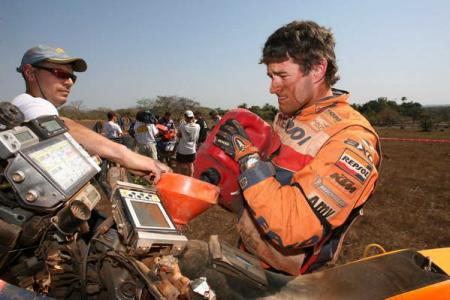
[386,280,450,300]
[156,173,219,225]
[156,124,168,132]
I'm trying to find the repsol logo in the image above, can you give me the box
[330,173,357,193]
[341,155,371,177]
[285,119,312,146]
[308,195,335,219]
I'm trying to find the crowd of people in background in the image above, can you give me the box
[95,109,220,177]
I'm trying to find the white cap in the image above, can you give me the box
[185,110,194,118]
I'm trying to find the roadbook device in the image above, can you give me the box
[3,116,100,211]
[111,181,188,255]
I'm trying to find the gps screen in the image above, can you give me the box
[14,130,35,143]
[24,135,97,194]
[129,199,172,229]
[41,119,63,132]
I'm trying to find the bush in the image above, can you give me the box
[420,117,433,132]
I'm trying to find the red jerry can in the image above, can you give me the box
[194,109,280,213]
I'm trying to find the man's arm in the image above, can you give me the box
[115,123,123,137]
[61,117,170,182]
[239,128,380,249]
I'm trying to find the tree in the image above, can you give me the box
[136,98,154,109]
[400,101,423,123]
[378,107,401,126]
[420,116,433,132]
[68,100,86,111]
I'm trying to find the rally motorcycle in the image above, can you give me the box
[0,102,448,300]
[0,102,193,299]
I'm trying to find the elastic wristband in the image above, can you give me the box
[238,161,275,190]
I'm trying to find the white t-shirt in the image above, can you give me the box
[103,121,123,138]
[177,122,200,155]
[133,121,158,144]
[11,93,59,121]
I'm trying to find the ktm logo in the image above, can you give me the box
[330,173,357,193]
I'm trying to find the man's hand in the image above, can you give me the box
[214,119,259,163]
[129,158,171,183]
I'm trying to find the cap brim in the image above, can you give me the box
[46,57,87,72]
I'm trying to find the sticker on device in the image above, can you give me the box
[336,149,372,183]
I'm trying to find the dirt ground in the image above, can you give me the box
[183,127,450,265]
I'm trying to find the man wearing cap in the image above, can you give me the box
[176,110,200,176]
[13,45,170,181]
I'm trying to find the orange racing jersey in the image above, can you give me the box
[237,90,381,275]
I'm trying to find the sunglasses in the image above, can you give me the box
[33,65,77,83]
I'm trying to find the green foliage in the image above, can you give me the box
[399,101,423,122]
[248,103,278,121]
[353,97,426,126]
[420,116,433,132]
[423,106,450,123]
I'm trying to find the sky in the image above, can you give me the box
[1,0,449,109]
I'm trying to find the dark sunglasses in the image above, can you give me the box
[33,65,77,83]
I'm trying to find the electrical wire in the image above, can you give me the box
[363,243,386,258]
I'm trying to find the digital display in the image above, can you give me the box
[41,120,62,132]
[28,139,94,192]
[129,200,172,229]
[14,131,34,143]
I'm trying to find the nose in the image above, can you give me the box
[63,77,74,87]
[270,78,281,94]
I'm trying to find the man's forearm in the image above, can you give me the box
[61,117,128,164]
[61,117,170,181]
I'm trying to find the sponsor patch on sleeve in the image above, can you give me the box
[307,193,336,219]
[336,149,373,183]
[344,138,374,162]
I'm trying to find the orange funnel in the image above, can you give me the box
[156,173,219,225]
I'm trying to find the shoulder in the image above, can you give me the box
[320,127,380,175]
[11,94,58,120]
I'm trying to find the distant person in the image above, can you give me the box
[159,111,175,130]
[195,111,208,146]
[176,110,200,176]
[118,114,132,133]
[93,120,103,134]
[12,45,169,181]
[209,109,222,129]
[103,111,123,138]
[212,20,381,275]
[134,110,159,160]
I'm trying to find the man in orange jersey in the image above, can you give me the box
[214,21,381,275]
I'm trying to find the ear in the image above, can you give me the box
[22,64,36,83]
[311,58,328,84]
